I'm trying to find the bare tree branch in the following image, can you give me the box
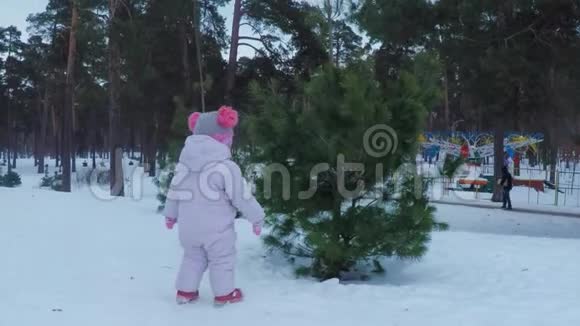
[239,35,281,60]
[239,36,263,42]
[504,20,542,42]
[117,0,133,22]
[238,42,267,56]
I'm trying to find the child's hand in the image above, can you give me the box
[252,224,262,236]
[165,217,177,230]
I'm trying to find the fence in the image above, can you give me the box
[419,160,580,208]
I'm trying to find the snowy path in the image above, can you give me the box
[436,203,580,239]
[2,166,580,325]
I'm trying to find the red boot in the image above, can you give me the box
[214,289,243,306]
[176,290,199,305]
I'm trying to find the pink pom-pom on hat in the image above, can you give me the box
[217,106,238,128]
[188,112,201,132]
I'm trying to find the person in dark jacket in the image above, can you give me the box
[500,165,513,210]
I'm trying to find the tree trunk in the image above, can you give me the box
[549,147,557,183]
[5,29,15,173]
[55,127,60,168]
[38,88,50,174]
[443,66,450,128]
[128,127,134,159]
[192,0,206,111]
[6,145,11,173]
[491,122,505,202]
[140,126,145,164]
[92,145,96,169]
[91,121,97,169]
[148,151,157,178]
[61,0,79,192]
[72,149,76,173]
[325,0,334,63]
[179,20,192,106]
[148,124,158,177]
[491,1,512,203]
[7,101,13,172]
[72,86,77,174]
[34,110,39,168]
[11,130,17,169]
[5,121,11,173]
[108,0,125,196]
[224,0,242,104]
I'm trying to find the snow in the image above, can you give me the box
[436,185,580,211]
[2,159,580,326]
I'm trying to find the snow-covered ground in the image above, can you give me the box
[2,159,580,326]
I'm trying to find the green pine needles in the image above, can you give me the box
[245,64,448,281]
[0,170,22,188]
[440,155,465,180]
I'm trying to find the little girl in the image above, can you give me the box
[163,106,265,306]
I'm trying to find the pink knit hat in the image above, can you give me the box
[188,106,238,146]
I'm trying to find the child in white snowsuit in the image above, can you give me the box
[163,106,265,305]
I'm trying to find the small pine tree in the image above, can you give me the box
[154,165,175,213]
[440,155,465,179]
[40,169,53,188]
[246,63,448,280]
[439,154,465,194]
[1,171,22,188]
